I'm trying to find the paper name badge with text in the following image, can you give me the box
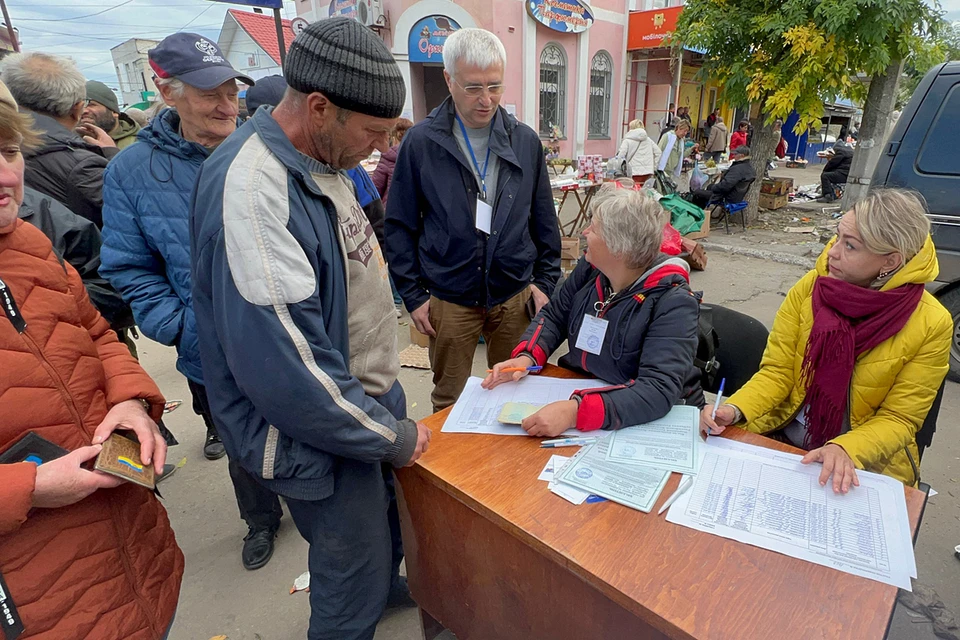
[475,199,493,234]
[575,314,609,355]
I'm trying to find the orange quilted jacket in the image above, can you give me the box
[0,220,183,639]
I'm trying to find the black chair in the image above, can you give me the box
[700,304,770,396]
[916,379,945,464]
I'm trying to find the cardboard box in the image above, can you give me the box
[560,236,580,261]
[560,258,576,273]
[409,324,430,348]
[683,214,710,240]
[759,192,788,210]
[761,177,794,196]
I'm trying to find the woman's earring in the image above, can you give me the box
[879,270,890,278]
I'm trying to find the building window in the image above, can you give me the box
[539,43,566,137]
[588,50,613,138]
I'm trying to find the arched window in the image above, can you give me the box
[539,43,566,137]
[588,50,613,138]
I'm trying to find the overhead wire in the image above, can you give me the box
[14,0,136,22]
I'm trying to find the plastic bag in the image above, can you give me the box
[690,164,708,191]
[660,224,683,255]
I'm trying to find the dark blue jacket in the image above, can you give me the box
[384,98,561,310]
[514,256,705,431]
[100,109,207,383]
[190,108,418,501]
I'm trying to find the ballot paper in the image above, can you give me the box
[666,437,917,590]
[442,376,603,436]
[605,405,701,474]
[554,439,670,513]
[538,455,571,482]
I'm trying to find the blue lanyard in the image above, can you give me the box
[456,114,493,200]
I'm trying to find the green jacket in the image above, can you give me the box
[111,113,141,150]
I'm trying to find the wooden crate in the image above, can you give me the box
[560,236,581,261]
[759,192,788,210]
[684,214,710,240]
[761,177,793,196]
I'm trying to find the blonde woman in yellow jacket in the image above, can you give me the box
[701,189,951,492]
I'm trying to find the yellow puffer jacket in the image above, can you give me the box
[727,236,951,486]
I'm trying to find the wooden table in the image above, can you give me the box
[394,366,925,640]
[556,181,603,236]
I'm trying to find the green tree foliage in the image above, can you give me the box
[899,21,960,108]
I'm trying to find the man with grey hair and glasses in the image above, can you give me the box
[386,27,561,412]
[1,52,118,227]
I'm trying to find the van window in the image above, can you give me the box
[917,84,960,176]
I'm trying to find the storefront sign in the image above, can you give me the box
[526,0,594,34]
[328,0,358,20]
[627,6,683,50]
[408,15,461,63]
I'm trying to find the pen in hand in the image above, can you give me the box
[708,377,726,437]
[486,365,543,373]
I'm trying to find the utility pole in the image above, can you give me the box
[0,0,19,53]
[274,7,286,68]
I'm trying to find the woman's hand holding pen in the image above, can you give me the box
[482,355,537,390]
[699,404,736,438]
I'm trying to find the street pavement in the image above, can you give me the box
[147,249,956,639]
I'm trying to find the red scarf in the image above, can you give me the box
[800,276,923,449]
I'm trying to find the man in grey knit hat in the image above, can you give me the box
[190,17,430,640]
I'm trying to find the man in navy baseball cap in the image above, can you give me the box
[148,32,255,90]
[101,31,286,573]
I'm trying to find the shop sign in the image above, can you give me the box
[408,15,461,63]
[627,6,683,50]
[526,0,594,34]
[328,0,358,20]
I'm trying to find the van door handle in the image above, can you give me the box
[886,141,900,156]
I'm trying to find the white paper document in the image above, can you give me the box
[554,439,670,513]
[442,376,604,436]
[538,455,571,482]
[666,438,917,590]
[605,405,701,474]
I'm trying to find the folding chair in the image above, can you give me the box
[707,178,755,234]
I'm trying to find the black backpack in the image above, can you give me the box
[694,301,721,390]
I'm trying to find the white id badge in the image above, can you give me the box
[475,198,493,234]
[575,314,609,355]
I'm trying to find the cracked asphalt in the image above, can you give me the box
[141,250,956,640]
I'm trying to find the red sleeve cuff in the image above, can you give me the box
[576,394,606,431]
[510,343,548,368]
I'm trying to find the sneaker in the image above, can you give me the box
[203,428,226,461]
[156,463,177,484]
[241,527,278,570]
[395,304,402,318]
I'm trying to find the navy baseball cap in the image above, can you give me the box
[149,32,255,90]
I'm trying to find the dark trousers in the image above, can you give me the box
[187,379,283,532]
[821,171,846,200]
[691,188,717,210]
[286,380,408,640]
[704,151,723,163]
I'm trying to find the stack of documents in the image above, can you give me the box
[544,405,702,513]
[666,437,917,590]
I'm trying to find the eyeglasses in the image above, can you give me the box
[453,77,505,97]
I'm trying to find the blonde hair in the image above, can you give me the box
[0,100,40,151]
[675,120,690,134]
[853,188,930,261]
[590,181,668,269]
[628,119,644,130]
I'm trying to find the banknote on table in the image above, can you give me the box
[497,402,542,424]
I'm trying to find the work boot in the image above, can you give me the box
[203,427,226,460]
[386,575,417,609]
[241,527,278,570]
[156,463,178,484]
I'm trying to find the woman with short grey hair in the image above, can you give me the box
[484,181,705,436]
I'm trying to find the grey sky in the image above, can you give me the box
[5,0,298,88]
[6,0,959,92]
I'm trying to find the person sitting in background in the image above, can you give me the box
[82,80,141,150]
[657,120,696,183]
[704,115,727,163]
[616,119,660,186]
[730,120,749,150]
[484,182,705,437]
[689,145,756,209]
[701,189,951,492]
[372,117,413,205]
[818,142,854,202]
[0,89,182,640]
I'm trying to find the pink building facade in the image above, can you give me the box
[294,0,630,158]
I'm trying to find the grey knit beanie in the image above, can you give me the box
[285,17,405,119]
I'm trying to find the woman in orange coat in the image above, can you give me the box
[0,85,183,639]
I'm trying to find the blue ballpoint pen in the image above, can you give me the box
[540,439,597,448]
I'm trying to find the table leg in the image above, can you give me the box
[418,607,446,640]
